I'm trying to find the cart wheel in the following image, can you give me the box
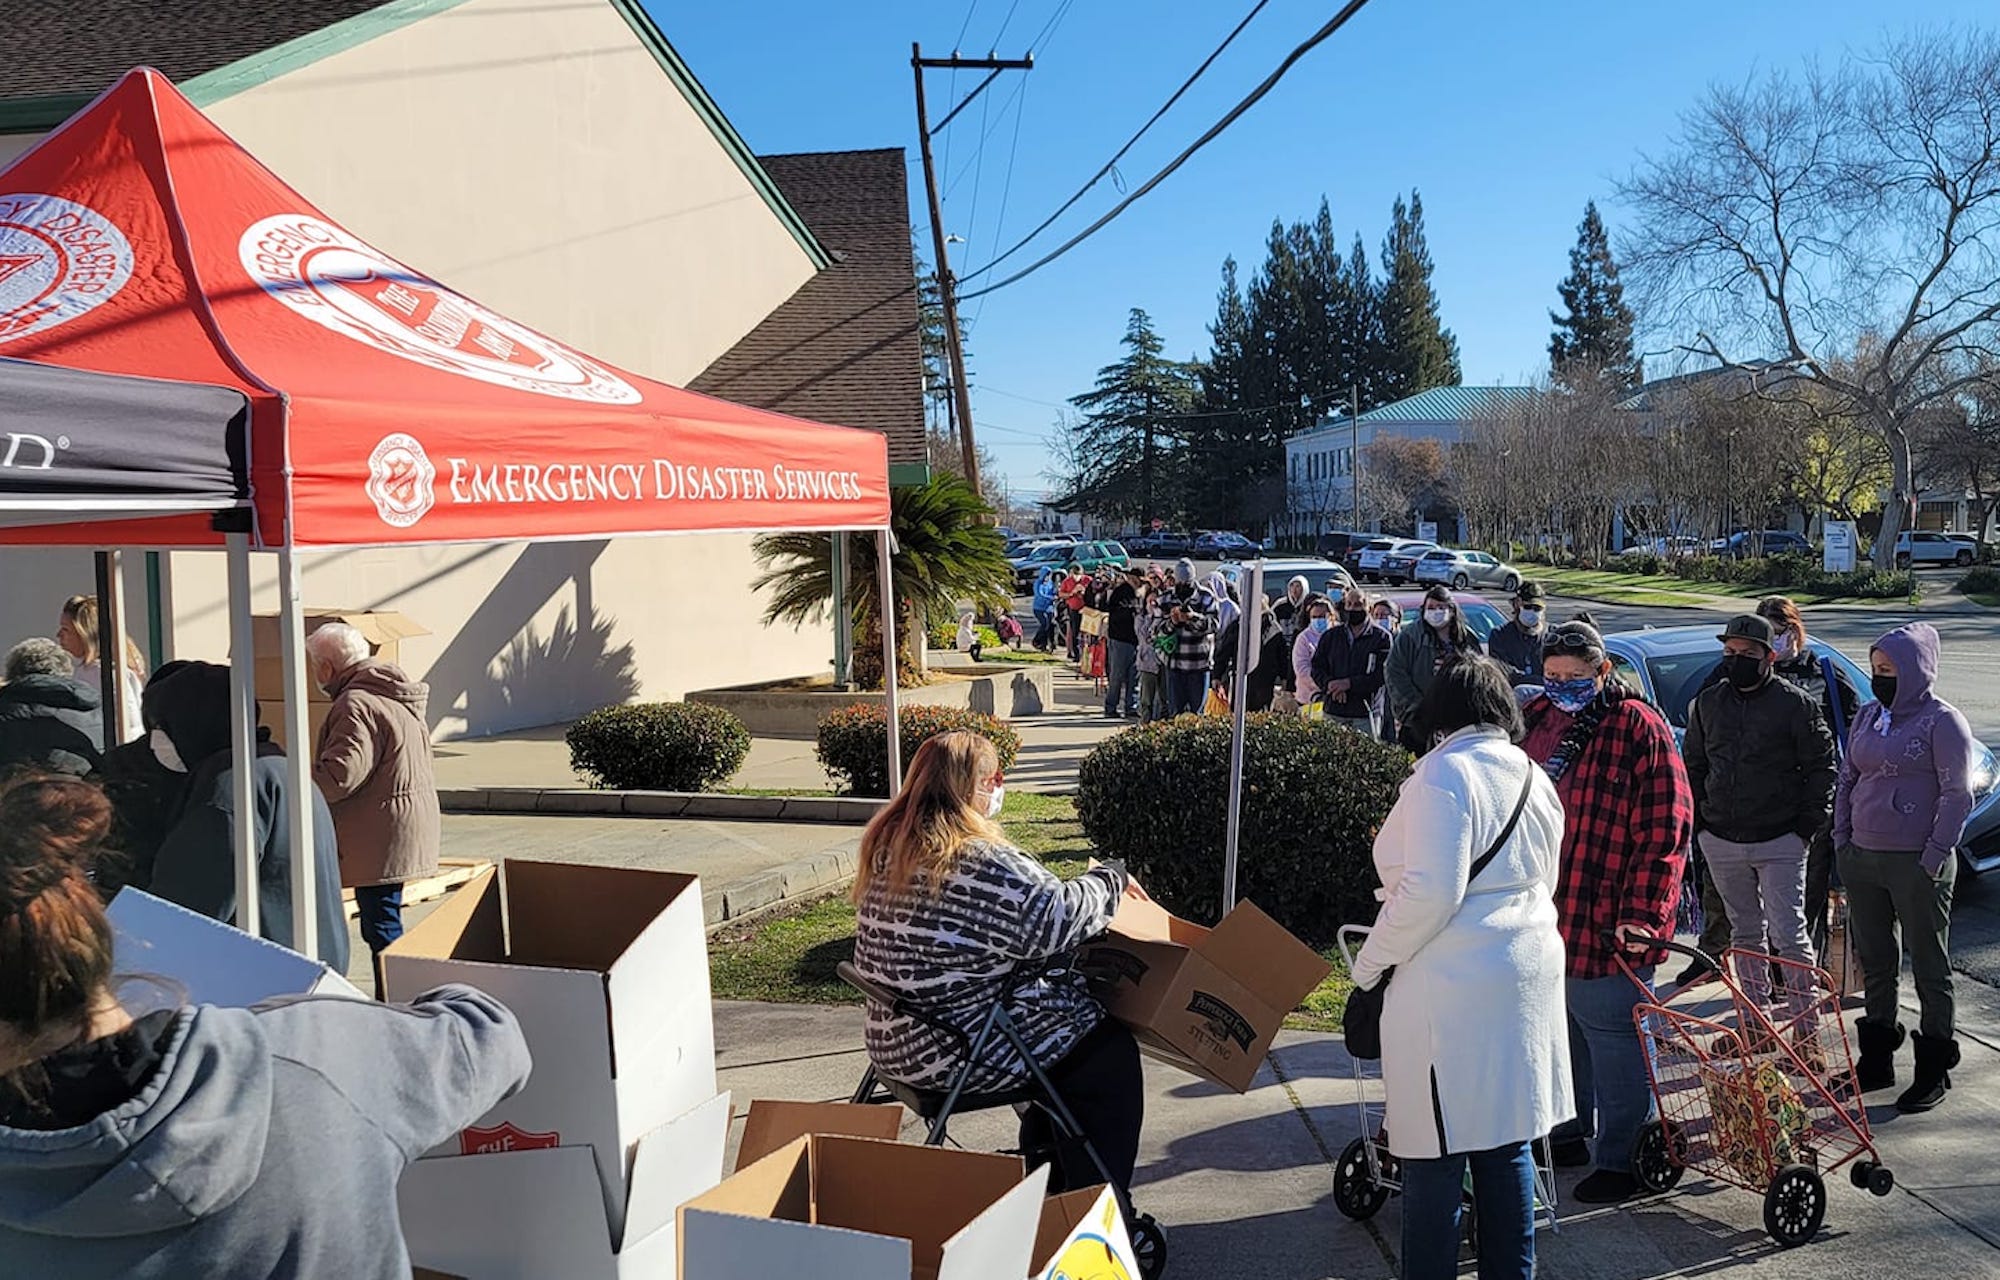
[1333,1137,1391,1221]
[1634,1120,1685,1194]
[1763,1165,1828,1248]
[1129,1212,1169,1279]
[1867,1165,1895,1197]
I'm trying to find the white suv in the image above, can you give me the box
[1895,530,1974,568]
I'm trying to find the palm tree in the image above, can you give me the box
[752,473,1013,689]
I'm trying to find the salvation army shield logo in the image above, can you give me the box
[365,432,437,528]
[239,214,642,405]
[458,1121,561,1156]
[0,194,135,345]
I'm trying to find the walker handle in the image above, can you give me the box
[1605,932,1723,999]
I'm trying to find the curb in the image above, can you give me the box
[703,846,860,932]
[441,787,885,825]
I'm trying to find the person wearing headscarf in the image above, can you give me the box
[146,662,349,970]
[1204,571,1241,634]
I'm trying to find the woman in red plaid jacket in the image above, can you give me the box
[1520,619,1693,1206]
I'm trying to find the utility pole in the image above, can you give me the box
[1348,385,1362,531]
[912,43,1031,496]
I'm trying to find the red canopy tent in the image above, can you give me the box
[0,70,901,961]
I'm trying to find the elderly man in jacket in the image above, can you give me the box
[1683,614,1837,978]
[0,638,103,776]
[308,623,441,982]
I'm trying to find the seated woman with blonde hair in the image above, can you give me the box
[851,730,1147,1192]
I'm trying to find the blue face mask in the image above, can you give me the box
[1544,677,1599,714]
[1309,617,1331,634]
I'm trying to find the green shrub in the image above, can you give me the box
[1612,550,1663,575]
[815,703,1022,798]
[1957,564,2000,595]
[928,621,1003,650]
[1076,714,1411,948]
[567,702,751,791]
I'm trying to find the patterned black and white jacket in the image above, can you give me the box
[852,840,1127,1092]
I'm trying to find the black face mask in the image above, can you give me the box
[1344,609,1368,627]
[1871,673,1898,707]
[1722,652,1769,692]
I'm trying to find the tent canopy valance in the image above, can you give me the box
[0,68,889,548]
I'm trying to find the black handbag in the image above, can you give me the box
[1343,768,1537,1060]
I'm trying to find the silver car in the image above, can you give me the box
[1413,547,1523,593]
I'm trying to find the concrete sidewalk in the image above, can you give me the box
[714,981,2000,1278]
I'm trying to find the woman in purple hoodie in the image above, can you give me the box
[1833,622,1975,1113]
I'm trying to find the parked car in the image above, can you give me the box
[1192,530,1259,559]
[1220,557,1353,602]
[1314,530,1368,562]
[1354,537,1425,583]
[1711,529,1813,559]
[1380,590,1508,644]
[1601,625,2000,874]
[1626,534,1706,557]
[1895,529,1975,568]
[1412,547,1523,593]
[1378,541,1440,586]
[1014,539,1127,591]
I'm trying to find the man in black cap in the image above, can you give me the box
[1486,580,1548,687]
[1680,614,1836,985]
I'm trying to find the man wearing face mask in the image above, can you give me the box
[1486,581,1548,687]
[86,659,196,898]
[1310,587,1393,733]
[145,661,350,970]
[1683,615,1837,979]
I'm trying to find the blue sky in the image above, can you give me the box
[655,1,1996,502]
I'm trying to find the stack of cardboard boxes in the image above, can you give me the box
[249,608,427,752]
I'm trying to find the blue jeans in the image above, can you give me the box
[1166,668,1208,716]
[1400,1140,1536,1280]
[1032,608,1054,650]
[1103,639,1138,715]
[1553,969,1656,1174]
[355,884,406,955]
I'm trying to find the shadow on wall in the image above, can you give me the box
[423,540,639,738]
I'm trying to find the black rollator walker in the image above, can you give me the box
[839,961,1168,1278]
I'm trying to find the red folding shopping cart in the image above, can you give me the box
[1616,939,1893,1248]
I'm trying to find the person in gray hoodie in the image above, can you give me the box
[1833,622,1976,1113]
[0,772,533,1279]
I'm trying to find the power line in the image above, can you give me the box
[959,0,1377,302]
[1027,0,1076,54]
[989,0,1024,48]
[962,0,1272,286]
[968,75,1031,333]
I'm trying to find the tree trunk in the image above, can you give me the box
[1875,419,1915,571]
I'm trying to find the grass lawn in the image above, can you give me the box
[1526,567,1729,608]
[1964,592,2000,609]
[707,792,1354,1029]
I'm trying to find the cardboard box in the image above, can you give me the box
[1083,897,1331,1092]
[256,698,333,754]
[733,1100,902,1172]
[107,886,362,1009]
[1031,1186,1137,1280]
[679,1135,1048,1280]
[249,608,428,702]
[381,861,716,1243]
[400,1091,732,1280]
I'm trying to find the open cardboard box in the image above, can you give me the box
[679,1135,1048,1280]
[249,608,428,703]
[381,861,716,1247]
[107,886,362,1009]
[1032,1186,1136,1280]
[733,1100,903,1172]
[1082,896,1330,1092]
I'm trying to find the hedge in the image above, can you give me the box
[567,702,751,792]
[1076,714,1411,948]
[815,703,1022,798]
[1606,550,1916,599]
[1957,564,2000,595]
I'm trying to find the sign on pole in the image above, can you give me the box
[1417,521,1438,543]
[1823,519,1857,573]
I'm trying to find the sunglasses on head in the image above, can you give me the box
[1543,630,1599,651]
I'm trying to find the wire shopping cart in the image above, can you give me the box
[1329,925,1562,1239]
[1616,938,1893,1248]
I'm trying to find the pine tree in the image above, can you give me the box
[1548,200,1640,388]
[1376,191,1461,402]
[1338,232,1382,408]
[1063,309,1197,522]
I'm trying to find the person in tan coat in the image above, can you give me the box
[307,623,440,982]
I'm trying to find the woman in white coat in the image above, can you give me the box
[1351,657,1572,1280]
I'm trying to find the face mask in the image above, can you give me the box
[1771,632,1795,660]
[1309,617,1331,634]
[1722,652,1769,692]
[985,784,1006,818]
[1423,607,1451,629]
[150,727,187,774]
[1519,608,1544,629]
[1373,616,1394,633]
[1544,677,1598,714]
[1871,674,1898,708]
[1344,609,1368,627]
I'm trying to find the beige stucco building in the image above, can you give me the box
[0,0,924,738]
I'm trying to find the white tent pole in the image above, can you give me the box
[225,532,260,937]
[275,544,318,960]
[877,528,902,798]
[1222,558,1264,915]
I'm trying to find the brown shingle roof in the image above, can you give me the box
[0,1,395,99]
[691,148,925,467]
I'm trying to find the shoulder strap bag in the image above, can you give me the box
[1343,765,1538,1060]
